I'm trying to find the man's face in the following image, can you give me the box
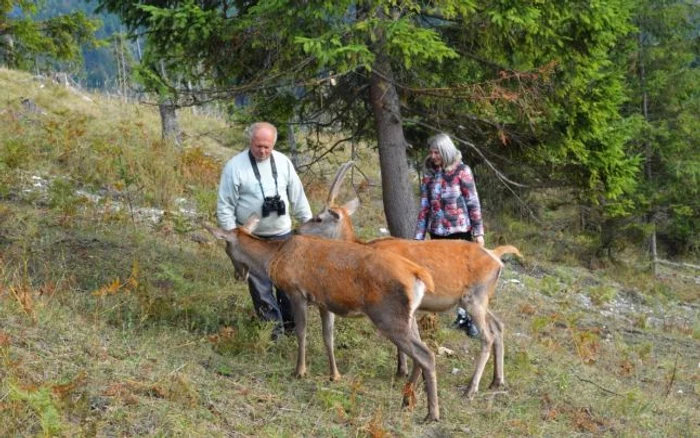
[250,127,275,161]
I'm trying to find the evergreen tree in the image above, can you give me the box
[0,0,100,72]
[97,1,642,238]
[623,0,700,257]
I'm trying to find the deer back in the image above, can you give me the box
[268,235,433,316]
[367,238,503,297]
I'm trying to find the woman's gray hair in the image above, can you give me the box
[427,133,462,168]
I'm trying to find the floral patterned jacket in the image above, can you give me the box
[414,159,484,240]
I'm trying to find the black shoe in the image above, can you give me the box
[271,328,283,342]
[283,320,296,336]
[271,324,286,342]
[271,322,295,342]
[454,307,480,338]
[464,320,480,338]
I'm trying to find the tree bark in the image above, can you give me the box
[159,100,181,147]
[288,115,298,167]
[639,31,657,276]
[369,53,417,238]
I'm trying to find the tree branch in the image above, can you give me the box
[575,375,622,397]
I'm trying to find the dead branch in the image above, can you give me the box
[575,376,622,397]
[664,354,679,398]
[656,259,700,271]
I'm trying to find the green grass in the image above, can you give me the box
[1,67,699,437]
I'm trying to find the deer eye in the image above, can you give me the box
[313,217,323,223]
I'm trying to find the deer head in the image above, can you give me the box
[203,216,262,281]
[298,161,359,241]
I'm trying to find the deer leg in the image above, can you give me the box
[393,338,438,422]
[320,308,341,381]
[402,317,424,409]
[487,309,506,390]
[289,294,308,378]
[396,350,409,378]
[463,299,493,399]
[411,337,439,423]
[371,312,439,422]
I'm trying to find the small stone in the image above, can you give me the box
[438,346,455,357]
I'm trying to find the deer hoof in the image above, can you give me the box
[423,413,440,423]
[489,379,506,390]
[458,385,477,399]
[329,373,342,382]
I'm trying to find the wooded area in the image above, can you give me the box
[2,0,699,257]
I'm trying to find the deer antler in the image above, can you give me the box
[326,161,354,205]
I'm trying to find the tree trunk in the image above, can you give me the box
[159,100,181,147]
[288,115,298,167]
[369,53,417,238]
[639,31,657,276]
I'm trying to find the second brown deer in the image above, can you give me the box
[298,162,522,399]
[204,216,441,421]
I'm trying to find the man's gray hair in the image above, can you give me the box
[427,133,462,168]
[247,122,278,144]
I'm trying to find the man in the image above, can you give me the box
[217,122,313,339]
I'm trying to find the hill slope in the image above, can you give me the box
[1,68,698,437]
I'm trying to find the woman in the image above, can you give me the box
[414,133,485,337]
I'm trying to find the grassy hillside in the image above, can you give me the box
[1,67,698,437]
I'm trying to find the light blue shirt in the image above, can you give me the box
[217,149,312,236]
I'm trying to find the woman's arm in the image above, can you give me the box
[459,165,484,243]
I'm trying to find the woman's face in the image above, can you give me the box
[428,147,442,167]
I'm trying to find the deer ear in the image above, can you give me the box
[202,223,234,241]
[242,214,261,232]
[343,198,359,216]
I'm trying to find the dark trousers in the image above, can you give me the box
[429,230,474,241]
[225,231,295,333]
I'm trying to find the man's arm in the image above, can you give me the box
[217,162,240,231]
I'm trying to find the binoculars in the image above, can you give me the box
[262,195,286,217]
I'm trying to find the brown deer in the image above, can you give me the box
[204,216,441,421]
[298,162,522,399]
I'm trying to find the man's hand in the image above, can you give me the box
[475,235,485,247]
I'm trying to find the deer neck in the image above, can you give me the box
[236,232,286,274]
[339,216,357,242]
[342,225,357,242]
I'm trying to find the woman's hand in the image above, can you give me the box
[475,235,485,247]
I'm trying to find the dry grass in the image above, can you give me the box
[1,68,699,437]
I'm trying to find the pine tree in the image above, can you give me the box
[623,0,700,259]
[97,1,642,238]
[0,0,100,72]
